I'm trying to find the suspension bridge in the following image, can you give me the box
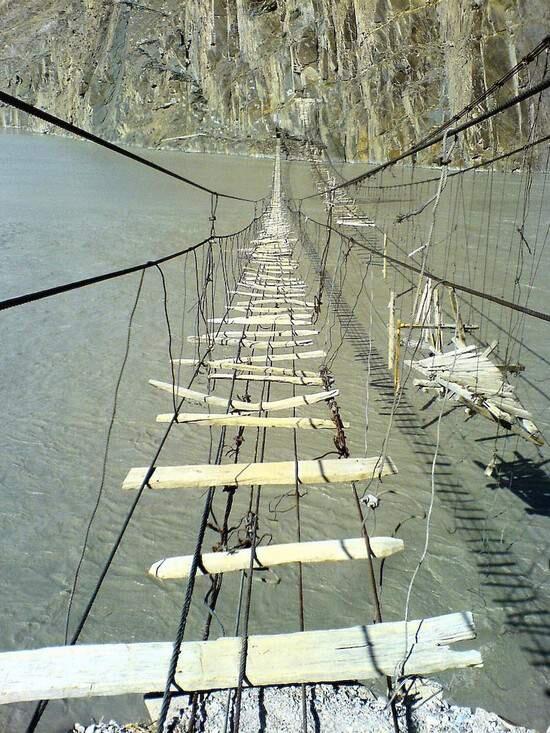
[0,32,548,733]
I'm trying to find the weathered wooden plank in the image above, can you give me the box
[211,363,319,377]
[122,455,397,491]
[245,339,314,350]
[208,315,311,326]
[223,350,326,364]
[149,537,403,579]
[173,360,319,377]
[185,338,314,349]
[235,285,306,294]
[149,380,338,413]
[0,613,481,703]
[209,373,324,386]
[235,299,314,308]
[234,292,306,300]
[230,306,313,315]
[156,414,346,429]
[187,329,318,342]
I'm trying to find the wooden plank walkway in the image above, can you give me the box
[0,613,481,704]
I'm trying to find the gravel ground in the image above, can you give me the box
[73,681,539,733]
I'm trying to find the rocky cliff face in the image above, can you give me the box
[0,0,548,163]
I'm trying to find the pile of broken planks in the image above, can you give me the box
[408,343,544,447]
[0,147,482,720]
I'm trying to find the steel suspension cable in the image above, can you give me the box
[25,218,255,733]
[291,209,550,324]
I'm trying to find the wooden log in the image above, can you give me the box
[388,291,395,371]
[149,380,339,413]
[156,414,347,429]
[149,536,403,579]
[209,373,324,386]
[0,613,482,703]
[122,455,398,491]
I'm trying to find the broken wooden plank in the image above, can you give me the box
[149,536,403,579]
[156,414,347,429]
[122,455,397,491]
[209,373,324,386]
[0,613,481,703]
[149,380,339,413]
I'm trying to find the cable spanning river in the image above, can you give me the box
[1,132,549,731]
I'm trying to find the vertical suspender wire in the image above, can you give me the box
[63,270,146,645]
[156,270,258,733]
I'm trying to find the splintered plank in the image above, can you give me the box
[209,373,324,386]
[156,414,347,429]
[149,537,403,579]
[122,455,397,491]
[149,380,339,412]
[0,613,482,703]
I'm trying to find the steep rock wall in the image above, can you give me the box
[0,0,548,162]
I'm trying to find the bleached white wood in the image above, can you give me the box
[173,361,319,378]
[236,285,306,294]
[0,613,481,703]
[187,329,318,343]
[185,338,313,349]
[230,306,313,315]
[149,537,403,579]
[156,414,346,429]
[208,315,311,326]
[234,292,308,301]
[245,339,314,349]
[235,299,314,308]
[217,350,325,364]
[209,373,324,386]
[122,455,397,491]
[149,380,338,413]
[210,363,318,377]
